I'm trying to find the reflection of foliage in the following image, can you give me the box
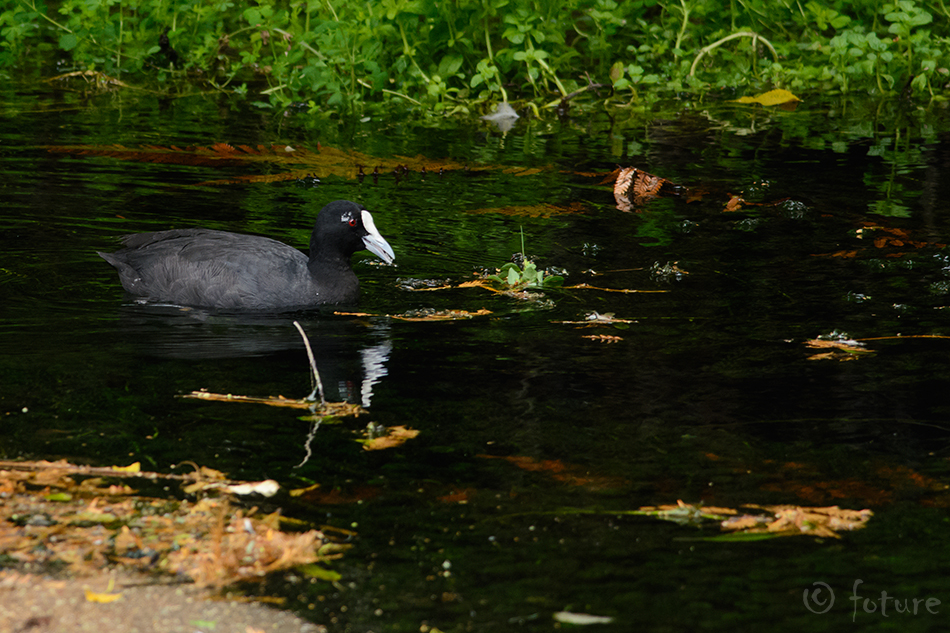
[45,142,525,184]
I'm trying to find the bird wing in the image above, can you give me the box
[107,230,310,309]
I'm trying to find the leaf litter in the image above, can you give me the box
[0,460,346,588]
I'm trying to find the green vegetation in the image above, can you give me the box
[489,258,564,290]
[488,228,564,291]
[3,0,949,113]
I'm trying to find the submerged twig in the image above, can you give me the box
[293,320,325,405]
[181,322,365,416]
[295,417,322,469]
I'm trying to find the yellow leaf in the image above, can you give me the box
[111,462,140,473]
[733,89,801,106]
[85,589,122,603]
[289,483,321,497]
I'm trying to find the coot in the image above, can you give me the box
[99,199,395,310]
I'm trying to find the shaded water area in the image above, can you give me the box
[5,81,950,632]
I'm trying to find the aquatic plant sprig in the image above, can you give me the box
[489,258,564,290]
[487,227,564,291]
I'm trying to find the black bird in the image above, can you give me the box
[99,199,395,310]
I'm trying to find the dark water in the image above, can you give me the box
[4,83,950,631]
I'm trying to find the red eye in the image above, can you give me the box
[348,218,358,227]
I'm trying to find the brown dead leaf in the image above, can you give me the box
[635,501,871,538]
[804,337,873,361]
[724,195,745,212]
[613,167,635,198]
[735,504,873,539]
[611,166,684,210]
[582,334,623,343]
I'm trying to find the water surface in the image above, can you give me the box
[3,84,950,631]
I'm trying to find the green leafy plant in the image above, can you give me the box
[488,229,564,290]
[491,259,564,290]
[3,0,950,112]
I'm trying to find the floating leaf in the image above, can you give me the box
[804,331,874,360]
[582,334,623,343]
[611,166,685,211]
[733,89,802,106]
[724,195,745,212]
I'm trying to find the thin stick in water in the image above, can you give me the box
[293,320,325,405]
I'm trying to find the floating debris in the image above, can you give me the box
[481,102,520,132]
[634,500,872,540]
